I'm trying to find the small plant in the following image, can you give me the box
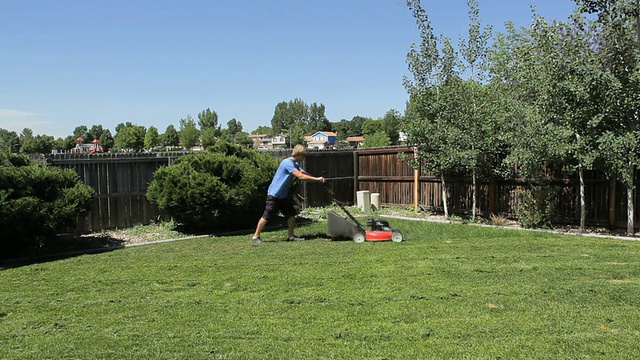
[490,213,508,226]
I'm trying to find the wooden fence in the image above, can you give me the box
[305,146,639,229]
[49,147,639,233]
[49,153,185,233]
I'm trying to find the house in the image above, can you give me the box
[306,131,337,149]
[346,136,365,148]
[249,133,290,149]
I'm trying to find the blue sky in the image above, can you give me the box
[0,0,579,139]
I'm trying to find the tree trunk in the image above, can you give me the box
[472,169,477,221]
[441,175,449,218]
[579,165,586,234]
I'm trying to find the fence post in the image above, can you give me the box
[414,147,420,212]
[353,150,359,204]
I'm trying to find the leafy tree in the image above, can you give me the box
[73,126,88,141]
[144,126,160,151]
[24,134,55,154]
[404,0,462,216]
[362,119,384,136]
[381,109,403,144]
[179,115,199,149]
[201,127,218,150]
[330,119,352,140]
[574,0,640,234]
[114,123,145,150]
[309,102,331,131]
[349,116,369,136]
[233,132,253,148]
[252,126,274,135]
[162,125,180,147]
[99,129,114,151]
[197,107,219,132]
[87,125,107,143]
[271,98,310,134]
[0,129,20,152]
[362,131,391,148]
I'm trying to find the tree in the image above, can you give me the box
[404,0,462,216]
[252,126,274,135]
[114,123,145,150]
[362,119,384,136]
[179,115,199,150]
[162,125,180,147]
[271,98,310,134]
[381,109,403,144]
[144,126,160,151]
[330,119,352,140]
[574,0,640,235]
[0,129,20,152]
[201,127,218,150]
[362,131,391,148]
[197,107,219,131]
[72,126,88,140]
[99,130,114,151]
[309,102,331,131]
[88,125,107,143]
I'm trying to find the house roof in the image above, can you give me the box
[346,136,365,142]
[311,131,337,137]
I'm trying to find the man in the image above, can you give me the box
[252,144,324,243]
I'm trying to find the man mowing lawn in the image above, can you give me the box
[252,144,325,243]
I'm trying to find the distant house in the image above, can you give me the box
[307,131,336,149]
[248,133,289,149]
[346,136,365,148]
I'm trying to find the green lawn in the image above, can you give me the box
[1,219,639,359]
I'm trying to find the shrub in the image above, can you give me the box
[0,156,95,258]
[146,143,278,233]
[515,184,559,229]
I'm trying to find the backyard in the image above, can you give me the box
[1,217,639,359]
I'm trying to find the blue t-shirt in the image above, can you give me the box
[267,157,302,199]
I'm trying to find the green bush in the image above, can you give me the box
[515,184,559,229]
[146,143,278,233]
[0,156,95,258]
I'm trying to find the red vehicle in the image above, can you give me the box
[326,199,403,243]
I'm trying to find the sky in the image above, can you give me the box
[0,0,580,139]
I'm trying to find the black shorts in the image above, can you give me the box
[262,195,297,219]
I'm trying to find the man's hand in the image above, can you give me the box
[317,177,325,183]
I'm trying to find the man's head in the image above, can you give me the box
[291,144,306,161]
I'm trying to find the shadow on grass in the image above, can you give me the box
[0,234,125,270]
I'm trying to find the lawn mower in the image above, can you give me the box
[326,199,403,243]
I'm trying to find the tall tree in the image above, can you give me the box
[404,0,462,216]
[179,115,199,150]
[271,98,310,134]
[198,108,220,135]
[144,126,160,150]
[381,109,403,144]
[114,123,145,150]
[573,0,640,234]
[162,125,180,147]
[309,102,331,131]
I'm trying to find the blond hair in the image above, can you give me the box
[291,144,306,157]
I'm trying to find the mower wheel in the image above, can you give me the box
[391,230,403,242]
[353,232,366,243]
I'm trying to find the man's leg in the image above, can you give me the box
[287,216,296,238]
[253,217,268,239]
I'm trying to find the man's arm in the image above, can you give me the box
[292,169,324,182]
